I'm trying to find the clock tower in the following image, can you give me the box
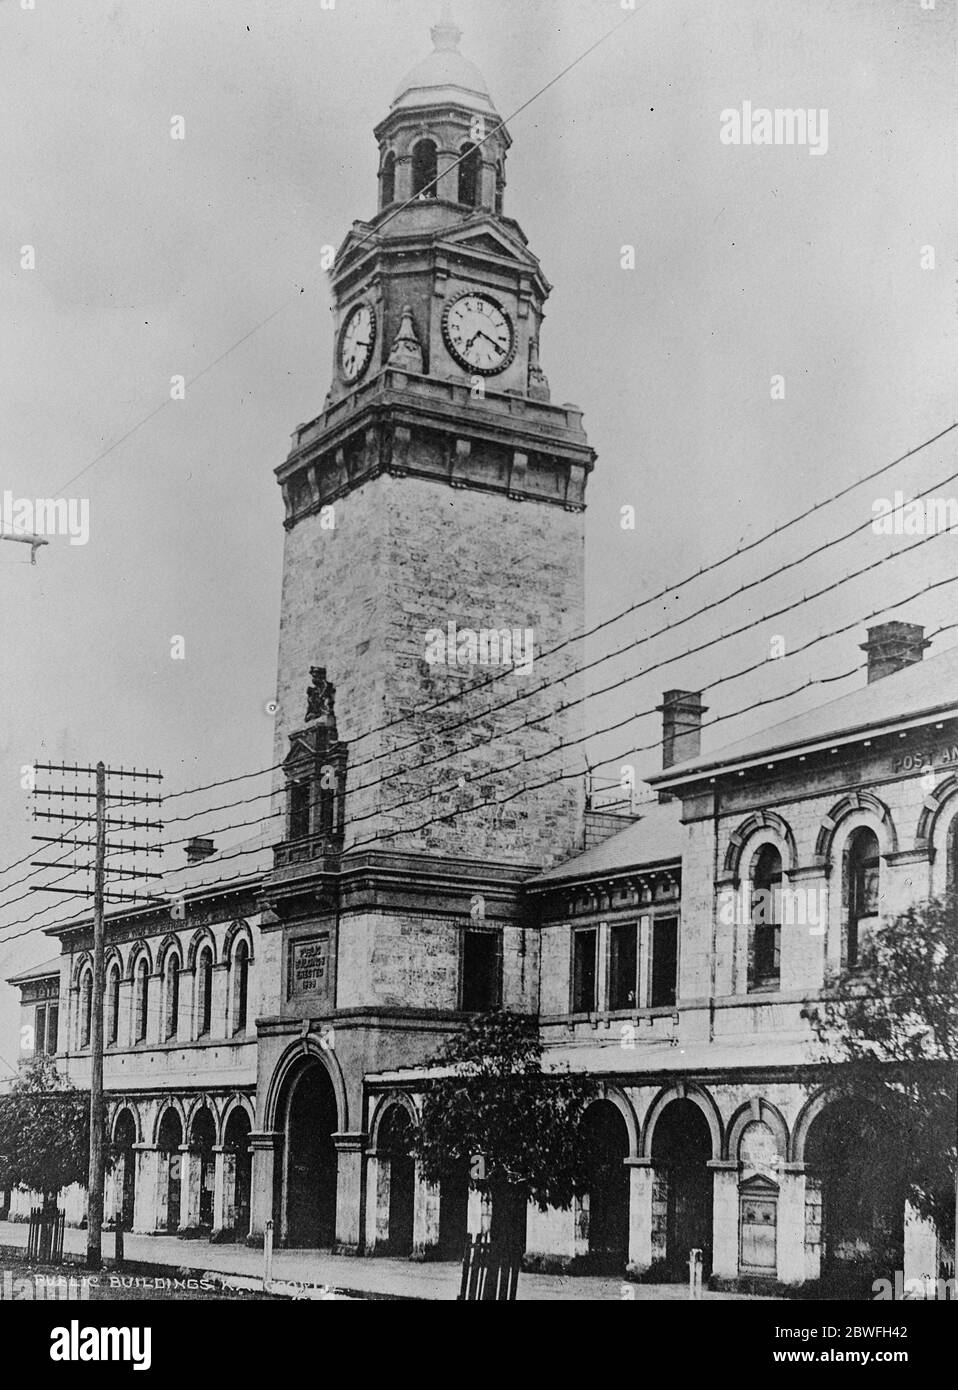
[253,6,598,1256]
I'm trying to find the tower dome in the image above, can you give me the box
[391,6,497,115]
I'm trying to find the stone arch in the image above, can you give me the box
[152,1097,188,1145]
[156,933,183,969]
[587,1083,640,1158]
[723,811,797,880]
[915,774,958,850]
[110,1101,142,1145]
[71,952,92,990]
[186,927,218,970]
[725,1098,789,1161]
[790,1086,833,1164]
[221,1093,255,1135]
[103,946,124,976]
[815,792,897,862]
[640,1082,723,1160]
[223,919,254,964]
[264,1038,349,1135]
[368,1090,419,1150]
[184,1093,221,1142]
[126,939,153,981]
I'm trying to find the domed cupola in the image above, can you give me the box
[374,3,510,215]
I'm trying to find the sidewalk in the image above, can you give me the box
[0,1220,772,1300]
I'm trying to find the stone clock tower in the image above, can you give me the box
[251,7,597,1255]
[271,10,595,877]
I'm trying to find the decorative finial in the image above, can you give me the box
[432,0,462,52]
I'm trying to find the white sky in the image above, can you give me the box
[0,0,955,1066]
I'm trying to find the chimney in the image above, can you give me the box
[185,836,215,865]
[657,689,708,770]
[860,622,930,684]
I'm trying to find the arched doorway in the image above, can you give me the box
[157,1109,182,1233]
[806,1097,905,1297]
[379,1106,415,1256]
[112,1109,137,1231]
[437,1157,470,1261]
[190,1106,216,1230]
[650,1099,713,1279]
[224,1108,252,1239]
[279,1060,338,1247]
[582,1101,630,1272]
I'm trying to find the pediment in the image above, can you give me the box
[443,219,538,269]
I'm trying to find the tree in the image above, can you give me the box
[802,894,958,1235]
[412,1011,597,1252]
[0,1054,90,1213]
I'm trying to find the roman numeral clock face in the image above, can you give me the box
[442,291,516,375]
[339,303,376,382]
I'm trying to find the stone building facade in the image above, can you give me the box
[6,18,955,1296]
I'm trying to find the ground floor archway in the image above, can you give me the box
[112,1109,137,1231]
[278,1059,339,1248]
[190,1106,216,1230]
[157,1109,182,1233]
[806,1096,905,1297]
[582,1100,630,1272]
[437,1157,470,1261]
[223,1107,252,1238]
[378,1106,415,1256]
[650,1098,713,1279]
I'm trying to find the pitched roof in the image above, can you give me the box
[528,798,682,887]
[651,640,958,787]
[6,955,61,986]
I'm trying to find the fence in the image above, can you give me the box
[26,1206,66,1265]
[458,1232,521,1301]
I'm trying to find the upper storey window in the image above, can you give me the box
[411,139,438,198]
[749,845,782,992]
[380,151,396,209]
[846,827,880,970]
[457,143,481,206]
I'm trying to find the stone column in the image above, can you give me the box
[212,961,230,1040]
[364,1152,382,1253]
[777,1163,808,1286]
[435,149,458,201]
[178,1143,201,1231]
[413,1168,440,1257]
[213,1145,237,1237]
[175,970,195,1044]
[332,1131,366,1255]
[247,1131,280,1245]
[710,1160,740,1280]
[625,1157,654,1273]
[132,1145,160,1235]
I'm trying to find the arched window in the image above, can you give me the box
[380,151,396,208]
[164,955,180,1041]
[457,143,481,206]
[134,958,150,1043]
[79,966,93,1049]
[197,946,213,1037]
[411,140,438,199]
[749,845,782,991]
[232,939,250,1035]
[106,962,121,1046]
[845,827,880,970]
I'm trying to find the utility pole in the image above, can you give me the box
[31,761,164,1270]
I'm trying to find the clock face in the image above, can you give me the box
[442,292,516,375]
[339,303,376,382]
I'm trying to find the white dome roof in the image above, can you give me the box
[391,16,496,113]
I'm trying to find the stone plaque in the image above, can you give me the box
[288,934,329,998]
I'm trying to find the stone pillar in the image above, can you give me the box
[213,1145,237,1237]
[248,1131,280,1244]
[626,1158,654,1273]
[413,1168,441,1257]
[778,1164,808,1286]
[117,979,133,1050]
[132,1145,160,1235]
[435,149,458,201]
[178,1144,201,1231]
[332,1132,366,1255]
[364,1153,382,1253]
[710,1160,740,1280]
[212,961,229,1040]
[176,970,195,1044]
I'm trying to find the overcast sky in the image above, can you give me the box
[1,0,955,1065]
